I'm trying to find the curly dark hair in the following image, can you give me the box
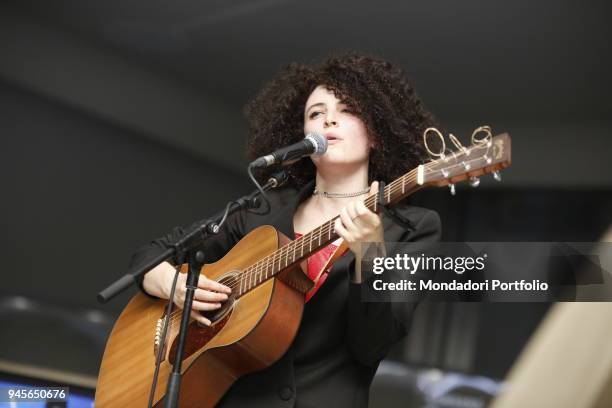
[244,52,440,187]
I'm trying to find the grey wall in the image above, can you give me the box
[0,4,249,172]
[0,81,251,311]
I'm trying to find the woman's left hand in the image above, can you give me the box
[334,181,384,258]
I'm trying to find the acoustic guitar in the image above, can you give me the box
[95,132,511,407]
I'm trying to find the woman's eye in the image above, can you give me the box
[309,111,323,119]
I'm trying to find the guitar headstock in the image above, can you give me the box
[417,133,511,189]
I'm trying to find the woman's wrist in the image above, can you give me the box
[350,261,363,284]
[143,261,175,299]
[351,242,387,284]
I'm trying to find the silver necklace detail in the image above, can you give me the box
[312,186,371,198]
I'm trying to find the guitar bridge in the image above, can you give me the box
[153,317,167,361]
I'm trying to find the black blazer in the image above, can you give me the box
[130,180,441,408]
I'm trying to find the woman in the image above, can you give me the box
[133,53,441,407]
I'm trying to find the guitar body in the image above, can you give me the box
[95,225,312,407]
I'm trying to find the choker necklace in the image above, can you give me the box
[312,186,371,198]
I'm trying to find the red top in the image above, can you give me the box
[295,232,348,302]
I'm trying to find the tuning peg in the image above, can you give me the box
[492,171,502,182]
[469,176,480,188]
[449,183,456,196]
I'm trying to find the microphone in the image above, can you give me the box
[249,133,327,168]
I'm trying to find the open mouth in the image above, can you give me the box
[325,133,342,142]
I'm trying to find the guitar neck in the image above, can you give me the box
[234,167,422,298]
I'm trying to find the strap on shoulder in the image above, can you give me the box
[377,181,415,232]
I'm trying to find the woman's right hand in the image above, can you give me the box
[171,270,232,326]
[143,261,232,326]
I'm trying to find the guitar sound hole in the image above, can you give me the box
[199,273,238,326]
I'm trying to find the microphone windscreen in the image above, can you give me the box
[305,132,327,156]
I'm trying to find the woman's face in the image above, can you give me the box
[303,85,372,170]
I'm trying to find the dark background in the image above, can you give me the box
[0,0,610,403]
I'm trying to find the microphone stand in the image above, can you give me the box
[97,171,285,303]
[97,171,286,407]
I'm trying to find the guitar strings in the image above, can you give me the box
[165,148,494,325]
[229,173,418,292]
[174,164,424,309]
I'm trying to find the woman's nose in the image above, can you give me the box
[324,115,338,128]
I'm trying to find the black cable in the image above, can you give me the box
[217,200,238,230]
[247,163,271,215]
[147,264,181,408]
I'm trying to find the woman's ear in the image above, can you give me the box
[369,136,376,149]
